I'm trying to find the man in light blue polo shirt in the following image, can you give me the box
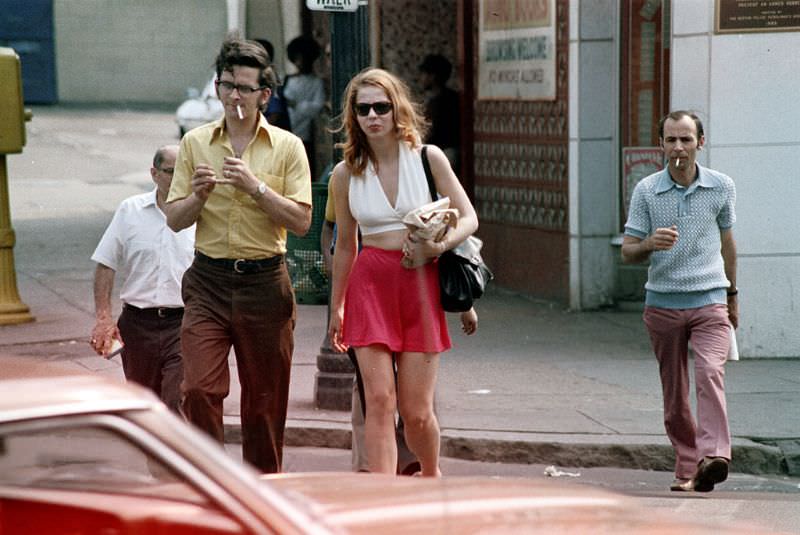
[622,110,738,494]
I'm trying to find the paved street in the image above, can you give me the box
[3,106,800,504]
[270,446,800,534]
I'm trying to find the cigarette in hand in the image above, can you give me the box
[106,338,124,359]
[236,104,244,120]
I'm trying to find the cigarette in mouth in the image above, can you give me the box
[236,104,244,120]
[675,157,681,167]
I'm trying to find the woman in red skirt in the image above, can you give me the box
[328,68,478,476]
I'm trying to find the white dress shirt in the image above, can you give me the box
[92,189,195,308]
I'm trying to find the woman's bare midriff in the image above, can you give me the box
[361,229,407,250]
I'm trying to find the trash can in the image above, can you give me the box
[286,182,328,304]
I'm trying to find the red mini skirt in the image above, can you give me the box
[343,247,451,353]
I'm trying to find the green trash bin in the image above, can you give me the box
[286,182,329,304]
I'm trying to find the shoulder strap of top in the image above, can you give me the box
[421,145,438,200]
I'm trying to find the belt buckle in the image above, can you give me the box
[233,259,246,274]
[157,307,167,318]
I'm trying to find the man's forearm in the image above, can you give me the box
[721,231,737,290]
[620,236,653,264]
[254,190,311,236]
[93,264,116,319]
[165,194,204,231]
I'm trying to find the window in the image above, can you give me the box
[0,420,206,504]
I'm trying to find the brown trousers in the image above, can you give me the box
[180,256,296,473]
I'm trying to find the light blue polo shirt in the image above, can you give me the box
[624,164,736,309]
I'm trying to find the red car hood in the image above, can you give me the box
[261,472,763,534]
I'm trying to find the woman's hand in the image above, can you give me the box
[328,308,348,353]
[460,308,478,335]
[401,232,444,269]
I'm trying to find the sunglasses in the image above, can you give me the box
[355,101,393,117]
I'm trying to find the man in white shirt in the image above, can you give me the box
[90,145,195,412]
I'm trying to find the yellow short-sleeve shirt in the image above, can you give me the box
[168,116,312,259]
[324,175,336,223]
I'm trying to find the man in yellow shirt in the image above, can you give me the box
[166,33,312,473]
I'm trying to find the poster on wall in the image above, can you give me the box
[478,0,556,101]
[622,147,665,217]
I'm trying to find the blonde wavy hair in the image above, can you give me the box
[335,68,428,176]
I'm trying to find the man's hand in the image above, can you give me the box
[91,317,121,357]
[727,294,739,329]
[649,225,679,251]
[621,225,678,264]
[191,163,217,202]
[220,156,260,195]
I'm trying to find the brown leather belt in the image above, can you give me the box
[195,251,284,274]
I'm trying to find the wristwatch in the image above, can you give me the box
[251,181,267,199]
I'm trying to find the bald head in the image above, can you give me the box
[153,144,179,170]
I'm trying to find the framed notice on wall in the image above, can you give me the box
[622,147,665,218]
[716,0,800,33]
[478,0,556,101]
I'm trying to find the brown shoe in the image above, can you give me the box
[670,478,694,492]
[694,456,729,492]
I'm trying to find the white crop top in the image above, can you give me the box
[348,142,433,236]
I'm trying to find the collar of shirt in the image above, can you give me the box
[655,164,723,195]
[142,188,158,208]
[210,113,274,151]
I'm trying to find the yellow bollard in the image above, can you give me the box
[0,47,34,325]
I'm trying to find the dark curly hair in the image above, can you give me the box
[215,31,277,91]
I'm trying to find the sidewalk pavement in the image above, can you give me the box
[5,269,800,477]
[2,106,799,478]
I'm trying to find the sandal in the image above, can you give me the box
[669,478,694,492]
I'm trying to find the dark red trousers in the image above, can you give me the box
[643,304,731,479]
[180,255,296,473]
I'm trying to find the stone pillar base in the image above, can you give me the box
[314,347,355,411]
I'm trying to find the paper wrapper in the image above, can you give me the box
[400,197,459,268]
[402,197,459,242]
[727,323,739,361]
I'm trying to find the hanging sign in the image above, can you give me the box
[306,0,362,12]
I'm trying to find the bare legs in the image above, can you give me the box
[355,345,440,476]
[397,351,440,476]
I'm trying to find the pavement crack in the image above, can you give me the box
[576,410,620,434]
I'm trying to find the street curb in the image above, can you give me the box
[223,420,791,476]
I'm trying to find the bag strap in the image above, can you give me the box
[420,145,438,201]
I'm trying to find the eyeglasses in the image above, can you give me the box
[158,167,174,175]
[355,101,393,117]
[216,80,266,96]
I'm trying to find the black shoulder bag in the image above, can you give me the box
[421,146,493,312]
